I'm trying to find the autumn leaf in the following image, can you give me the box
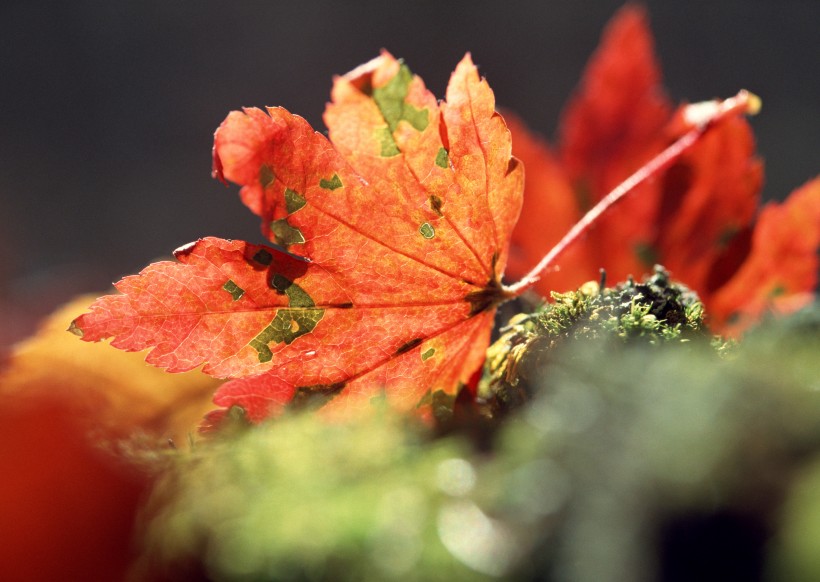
[506,5,819,335]
[503,114,591,292]
[72,52,523,422]
[709,177,820,335]
[0,395,147,581]
[0,296,207,580]
[506,5,674,289]
[1,295,217,439]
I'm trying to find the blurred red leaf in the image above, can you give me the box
[506,5,818,335]
[0,395,147,582]
[709,176,820,335]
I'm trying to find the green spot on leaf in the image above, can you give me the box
[375,126,400,157]
[435,147,449,169]
[270,218,305,246]
[402,106,429,132]
[249,307,325,361]
[250,276,323,361]
[284,189,306,214]
[222,279,245,301]
[284,283,316,309]
[320,174,343,190]
[421,347,435,361]
[270,275,316,308]
[419,222,435,239]
[373,63,429,133]
[260,164,275,188]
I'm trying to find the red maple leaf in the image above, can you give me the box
[72,53,523,422]
[505,5,820,336]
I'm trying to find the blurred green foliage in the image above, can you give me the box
[133,294,820,581]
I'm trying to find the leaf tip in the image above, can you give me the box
[67,319,84,338]
[455,52,476,76]
[173,240,199,259]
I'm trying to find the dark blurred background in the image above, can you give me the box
[2,0,818,347]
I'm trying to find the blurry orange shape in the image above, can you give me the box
[709,177,820,335]
[1,294,219,441]
[0,396,147,581]
[0,295,219,578]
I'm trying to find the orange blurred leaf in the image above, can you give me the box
[1,295,217,440]
[0,295,217,579]
[710,177,820,334]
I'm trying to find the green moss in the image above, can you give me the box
[479,266,721,413]
[135,412,486,581]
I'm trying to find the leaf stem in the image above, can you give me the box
[504,90,759,298]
